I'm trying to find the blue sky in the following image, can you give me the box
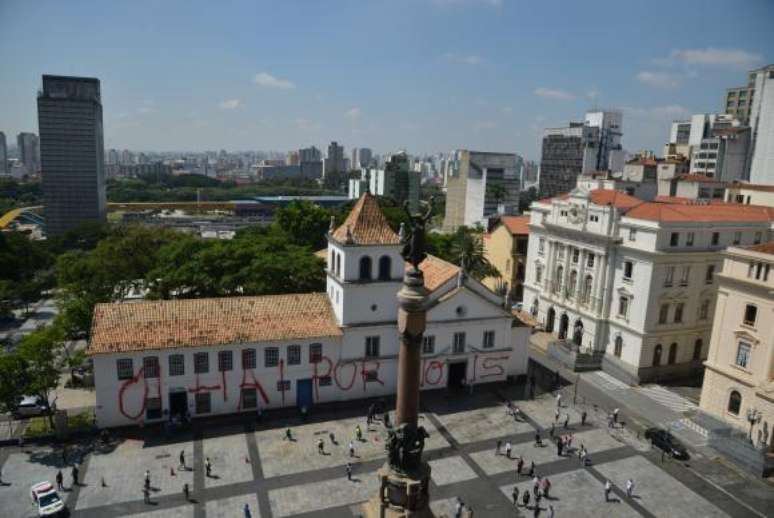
[1,0,772,160]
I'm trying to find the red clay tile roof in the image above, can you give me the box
[745,242,774,256]
[408,254,460,292]
[626,202,774,223]
[87,293,342,355]
[653,195,695,205]
[331,193,400,245]
[535,189,643,211]
[501,215,530,235]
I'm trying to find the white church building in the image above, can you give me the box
[88,193,528,428]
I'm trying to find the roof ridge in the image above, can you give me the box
[331,193,400,246]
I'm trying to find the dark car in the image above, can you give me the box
[644,427,689,459]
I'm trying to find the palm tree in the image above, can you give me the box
[450,227,500,281]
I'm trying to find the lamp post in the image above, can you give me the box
[746,408,762,444]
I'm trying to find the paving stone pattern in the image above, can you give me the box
[0,391,754,518]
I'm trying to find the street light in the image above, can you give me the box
[746,407,762,443]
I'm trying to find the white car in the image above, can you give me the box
[14,395,47,418]
[30,481,66,517]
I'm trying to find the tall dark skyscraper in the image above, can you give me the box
[38,75,106,235]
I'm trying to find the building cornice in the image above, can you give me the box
[542,222,621,246]
[703,362,757,388]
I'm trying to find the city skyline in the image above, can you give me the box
[1,0,773,159]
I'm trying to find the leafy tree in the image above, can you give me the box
[0,352,30,414]
[487,184,508,205]
[518,186,538,213]
[449,227,499,280]
[271,201,333,249]
[16,325,65,427]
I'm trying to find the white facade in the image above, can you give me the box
[90,196,527,428]
[749,65,774,185]
[523,184,773,384]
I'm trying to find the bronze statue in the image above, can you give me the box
[385,423,430,476]
[401,198,434,272]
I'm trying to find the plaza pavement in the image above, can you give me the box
[0,386,763,518]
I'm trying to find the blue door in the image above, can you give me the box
[296,379,313,409]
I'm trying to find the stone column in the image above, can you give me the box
[395,272,428,427]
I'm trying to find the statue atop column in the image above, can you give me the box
[401,198,434,273]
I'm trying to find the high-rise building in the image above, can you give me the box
[690,127,751,182]
[443,150,521,231]
[724,71,757,124]
[38,75,106,235]
[299,146,322,163]
[538,111,624,198]
[107,148,119,165]
[747,65,774,185]
[352,147,373,169]
[349,151,421,212]
[325,141,345,176]
[0,132,7,176]
[286,150,300,166]
[17,132,40,174]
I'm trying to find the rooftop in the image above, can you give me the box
[676,174,727,184]
[727,182,774,193]
[88,292,342,355]
[413,254,460,292]
[625,202,774,223]
[499,215,530,235]
[331,192,401,246]
[745,241,774,256]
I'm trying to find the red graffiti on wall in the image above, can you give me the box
[187,373,221,394]
[333,359,359,391]
[118,367,148,420]
[237,369,270,410]
[480,355,509,379]
[361,360,385,391]
[422,360,444,386]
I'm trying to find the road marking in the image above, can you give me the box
[635,385,697,413]
[584,371,631,391]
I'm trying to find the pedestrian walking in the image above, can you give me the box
[522,490,530,508]
[318,438,325,455]
[604,480,612,502]
[548,504,555,518]
[613,408,619,424]
[244,503,252,518]
[554,408,560,422]
[505,441,512,459]
[348,441,355,457]
[454,497,464,518]
[329,432,336,445]
[549,422,555,439]
[285,428,293,441]
[556,393,562,407]
[626,478,634,498]
[496,439,502,455]
[534,432,543,447]
[567,434,574,449]
[517,457,524,475]
[528,461,535,477]
[512,486,519,506]
[179,450,186,470]
[183,483,190,501]
[143,486,150,504]
[56,470,63,491]
[355,424,363,441]
[532,476,540,496]
[144,470,151,490]
[581,410,587,426]
[71,465,79,487]
[513,406,522,421]
[557,439,563,457]
[542,477,551,498]
[205,457,212,477]
[346,462,352,481]
[563,414,569,429]
[535,491,542,508]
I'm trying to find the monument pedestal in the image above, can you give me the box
[363,463,434,518]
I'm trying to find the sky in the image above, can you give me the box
[1,0,773,160]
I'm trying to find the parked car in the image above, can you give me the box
[14,395,48,418]
[644,427,689,459]
[30,481,67,517]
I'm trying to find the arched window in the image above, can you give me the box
[531,298,539,317]
[668,342,677,365]
[378,256,391,281]
[614,336,623,357]
[583,275,593,303]
[568,270,578,297]
[359,256,372,280]
[728,390,742,415]
[535,264,543,284]
[335,252,341,277]
[653,344,662,366]
[693,339,703,361]
[546,307,556,333]
[555,265,564,293]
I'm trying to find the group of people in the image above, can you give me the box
[505,401,523,422]
[511,476,555,517]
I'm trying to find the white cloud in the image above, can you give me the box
[623,104,689,119]
[345,107,361,120]
[295,118,321,131]
[534,87,575,101]
[444,52,483,65]
[219,99,242,110]
[253,72,296,89]
[636,71,680,89]
[667,48,762,68]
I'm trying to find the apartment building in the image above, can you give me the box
[483,215,530,302]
